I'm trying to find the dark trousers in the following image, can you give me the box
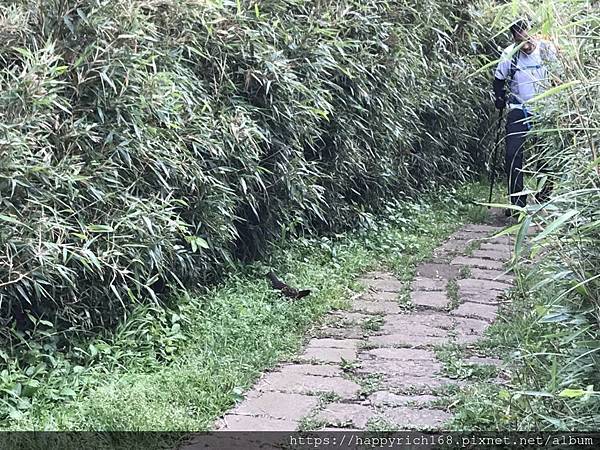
[505,108,554,207]
[505,108,529,207]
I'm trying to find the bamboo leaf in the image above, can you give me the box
[529,81,581,103]
[514,215,532,257]
[532,210,579,242]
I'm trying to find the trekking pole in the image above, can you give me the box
[488,107,505,207]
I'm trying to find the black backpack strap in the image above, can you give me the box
[508,49,520,86]
[506,49,520,103]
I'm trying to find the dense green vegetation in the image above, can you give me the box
[1,184,487,432]
[0,0,597,437]
[447,0,599,432]
[0,0,492,333]
[0,0,496,428]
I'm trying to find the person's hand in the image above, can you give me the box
[495,96,506,110]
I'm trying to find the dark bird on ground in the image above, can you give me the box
[267,271,311,300]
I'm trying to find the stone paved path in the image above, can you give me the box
[195,222,516,435]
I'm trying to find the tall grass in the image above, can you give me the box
[493,0,599,430]
[0,0,494,335]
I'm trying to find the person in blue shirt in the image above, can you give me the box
[493,19,558,215]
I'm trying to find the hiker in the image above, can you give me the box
[492,19,558,216]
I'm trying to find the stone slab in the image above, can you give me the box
[462,225,502,233]
[458,288,502,306]
[415,263,460,280]
[381,313,454,331]
[472,250,511,261]
[450,302,498,322]
[307,338,362,349]
[479,243,511,252]
[233,392,318,421]
[361,291,398,302]
[360,271,397,280]
[277,364,342,378]
[330,311,371,324]
[364,348,437,361]
[378,323,448,338]
[469,268,514,283]
[378,375,462,392]
[357,358,442,378]
[451,230,490,241]
[453,317,491,336]
[255,373,360,398]
[300,346,357,363]
[358,278,404,292]
[454,333,482,345]
[368,392,438,407]
[450,257,505,270]
[382,406,452,430]
[412,277,447,291]
[368,333,448,348]
[457,279,511,292]
[410,291,450,310]
[484,235,511,245]
[434,240,470,254]
[217,414,297,431]
[352,300,401,315]
[315,403,376,429]
[316,327,365,340]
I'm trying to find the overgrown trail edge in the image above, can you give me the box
[183,222,514,440]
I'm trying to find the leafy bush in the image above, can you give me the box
[0,0,493,333]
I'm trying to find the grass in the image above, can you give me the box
[464,239,483,257]
[1,183,491,436]
[355,373,386,398]
[446,279,461,310]
[319,392,342,404]
[458,266,473,279]
[446,283,600,432]
[465,206,495,225]
[365,416,400,432]
[297,416,328,432]
[361,315,385,333]
[0,0,595,439]
[339,358,360,373]
[435,343,499,382]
